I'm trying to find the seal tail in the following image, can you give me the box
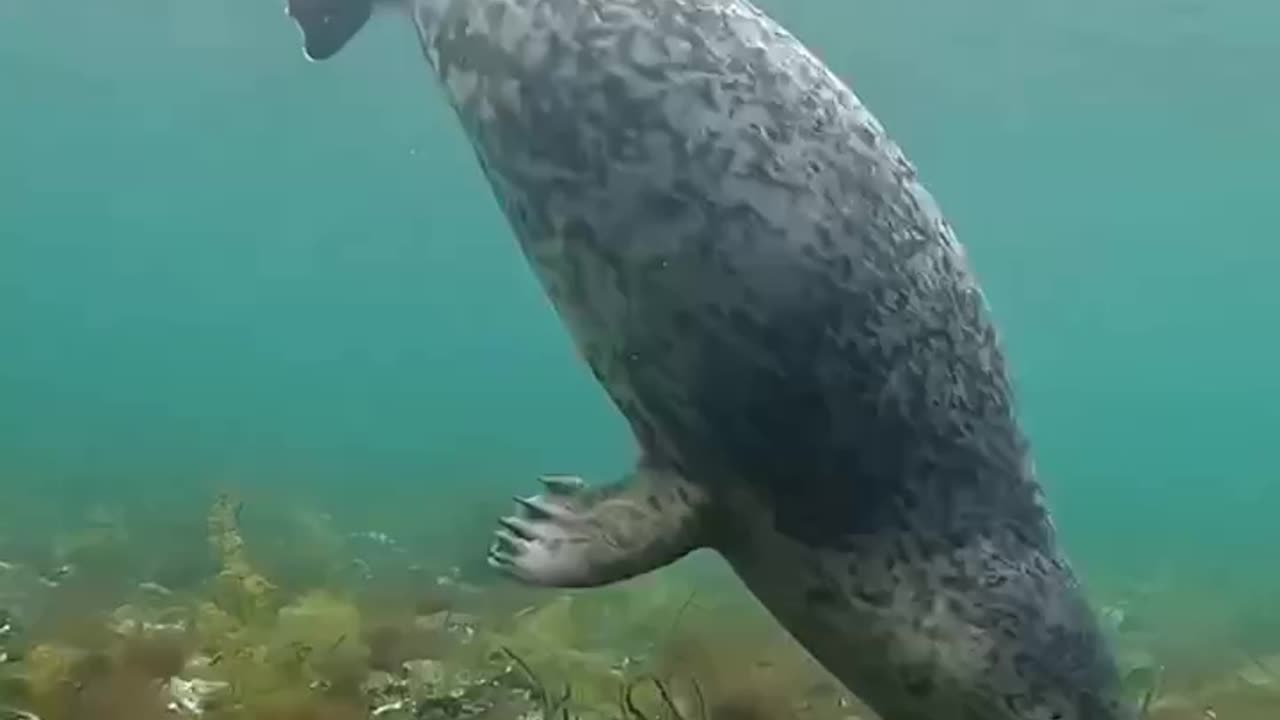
[285,0,375,61]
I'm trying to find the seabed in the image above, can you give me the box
[0,492,1275,720]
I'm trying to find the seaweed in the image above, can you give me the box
[0,490,1276,720]
[621,675,705,720]
[208,494,278,626]
[500,646,574,719]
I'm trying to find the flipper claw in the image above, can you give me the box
[514,495,567,520]
[492,529,527,553]
[487,551,515,570]
[498,515,539,540]
[538,474,586,495]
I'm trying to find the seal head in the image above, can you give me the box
[286,0,374,60]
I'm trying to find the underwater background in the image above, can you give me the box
[1,0,1278,718]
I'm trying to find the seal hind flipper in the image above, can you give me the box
[285,0,374,61]
[488,466,709,588]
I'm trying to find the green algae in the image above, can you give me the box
[208,494,279,627]
[0,492,1276,720]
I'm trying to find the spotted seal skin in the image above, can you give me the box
[284,0,1132,717]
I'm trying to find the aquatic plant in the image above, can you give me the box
[2,488,1277,720]
[13,643,83,716]
[485,596,634,709]
[362,618,445,674]
[110,620,190,680]
[208,493,278,626]
[501,646,575,719]
[4,637,189,720]
[619,675,708,720]
[270,590,370,695]
[0,491,866,720]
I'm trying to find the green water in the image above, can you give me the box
[1,0,1278,713]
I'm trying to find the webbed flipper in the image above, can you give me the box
[488,464,710,588]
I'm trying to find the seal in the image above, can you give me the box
[283,0,1133,717]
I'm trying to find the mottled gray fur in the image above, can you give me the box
[285,0,1132,717]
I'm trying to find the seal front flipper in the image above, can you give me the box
[488,464,710,588]
[285,0,374,61]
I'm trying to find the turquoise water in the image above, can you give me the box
[1,0,1278,715]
